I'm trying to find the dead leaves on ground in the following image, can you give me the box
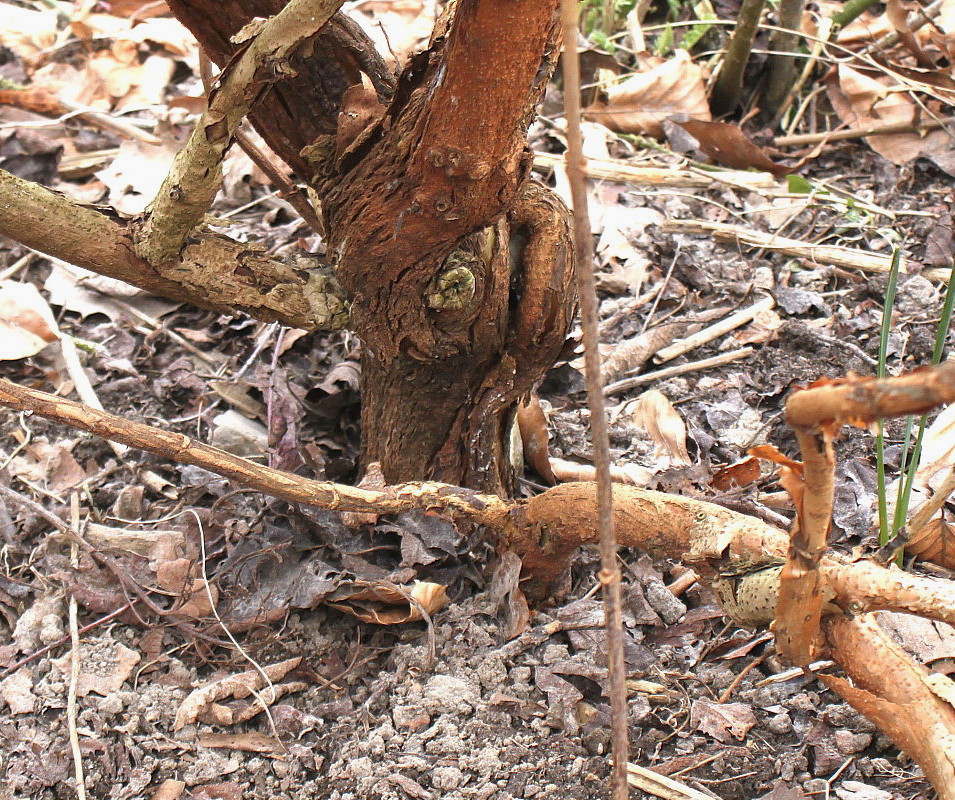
[584,50,710,138]
[174,656,306,730]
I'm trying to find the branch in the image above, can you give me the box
[166,5,395,180]
[4,377,955,628]
[0,168,347,330]
[321,0,563,360]
[137,0,345,265]
[774,364,955,664]
[822,614,955,800]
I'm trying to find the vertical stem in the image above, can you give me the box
[560,1,628,797]
[710,0,766,116]
[763,0,804,122]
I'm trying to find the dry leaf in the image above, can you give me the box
[690,699,756,742]
[0,280,59,360]
[52,638,140,697]
[174,656,302,730]
[675,120,791,177]
[907,518,955,570]
[913,403,955,494]
[0,5,58,57]
[517,394,555,484]
[356,0,436,67]
[327,580,449,624]
[725,308,782,348]
[149,780,186,800]
[44,262,182,322]
[827,64,953,167]
[620,389,691,469]
[0,668,37,714]
[70,14,196,57]
[84,522,185,565]
[96,137,181,214]
[712,457,762,491]
[11,440,87,492]
[887,0,933,68]
[584,50,710,138]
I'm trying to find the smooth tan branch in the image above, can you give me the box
[0,168,346,330]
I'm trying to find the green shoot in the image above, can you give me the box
[876,250,955,560]
[876,248,901,547]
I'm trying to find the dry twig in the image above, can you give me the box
[559,1,628,794]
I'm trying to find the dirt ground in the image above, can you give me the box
[2,9,955,800]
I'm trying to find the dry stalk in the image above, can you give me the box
[604,347,754,397]
[558,1,628,795]
[653,295,774,363]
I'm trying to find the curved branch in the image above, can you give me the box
[822,614,955,800]
[4,377,955,631]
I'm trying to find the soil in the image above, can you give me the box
[2,24,955,800]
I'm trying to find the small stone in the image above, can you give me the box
[348,756,374,779]
[431,766,464,791]
[96,694,125,715]
[834,729,873,754]
[423,674,480,715]
[767,712,793,735]
[541,644,569,665]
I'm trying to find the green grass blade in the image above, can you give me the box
[876,248,902,546]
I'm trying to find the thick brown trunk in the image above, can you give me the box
[163,0,575,492]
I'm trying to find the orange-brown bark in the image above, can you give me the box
[823,614,955,800]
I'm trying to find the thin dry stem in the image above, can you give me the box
[559,1,628,794]
[67,494,87,800]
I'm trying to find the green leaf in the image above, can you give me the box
[786,174,813,194]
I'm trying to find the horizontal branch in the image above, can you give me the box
[786,362,955,428]
[3,377,953,626]
[0,168,347,330]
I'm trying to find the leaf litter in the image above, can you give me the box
[1,0,955,798]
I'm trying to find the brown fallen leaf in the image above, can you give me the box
[712,456,762,491]
[52,637,140,697]
[584,50,710,138]
[174,656,303,730]
[0,668,37,714]
[906,518,955,570]
[191,782,243,800]
[675,120,792,177]
[149,780,186,800]
[0,280,59,360]
[690,698,757,742]
[11,440,87,492]
[326,580,449,624]
[618,389,691,470]
[517,394,555,484]
[826,64,953,168]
